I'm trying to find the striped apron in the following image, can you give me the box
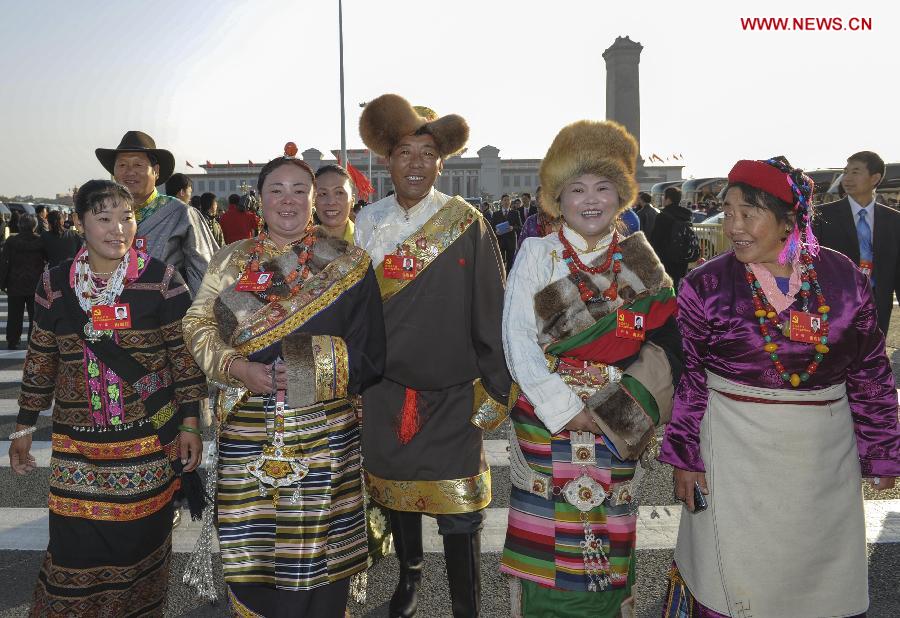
[217,397,367,594]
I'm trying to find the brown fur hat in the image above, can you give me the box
[359,94,469,159]
[539,120,639,219]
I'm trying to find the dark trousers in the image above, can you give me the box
[435,510,485,535]
[498,234,517,274]
[6,295,34,345]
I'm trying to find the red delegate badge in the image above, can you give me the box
[383,254,419,280]
[236,271,274,292]
[133,237,148,251]
[859,259,873,278]
[788,310,824,344]
[92,304,132,330]
[615,309,646,341]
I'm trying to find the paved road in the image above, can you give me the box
[1,296,899,617]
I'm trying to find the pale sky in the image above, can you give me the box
[1,0,897,197]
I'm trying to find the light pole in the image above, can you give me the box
[338,0,347,166]
[359,101,372,183]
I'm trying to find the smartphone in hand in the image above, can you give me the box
[693,481,708,512]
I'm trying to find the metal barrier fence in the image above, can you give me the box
[691,223,730,265]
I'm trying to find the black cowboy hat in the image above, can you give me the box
[95,131,176,184]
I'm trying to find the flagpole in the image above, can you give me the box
[359,101,372,184]
[338,0,347,166]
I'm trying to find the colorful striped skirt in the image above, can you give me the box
[217,397,367,608]
[501,397,637,616]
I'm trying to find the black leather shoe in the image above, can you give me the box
[443,532,481,618]
[388,509,424,618]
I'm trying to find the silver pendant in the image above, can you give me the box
[563,471,607,512]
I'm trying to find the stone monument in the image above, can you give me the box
[602,36,643,157]
[603,36,680,188]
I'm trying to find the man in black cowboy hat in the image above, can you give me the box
[356,94,511,618]
[96,130,218,296]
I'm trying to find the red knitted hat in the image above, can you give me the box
[727,159,796,205]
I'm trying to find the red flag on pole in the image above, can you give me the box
[249,160,254,166]
[206,160,213,168]
[185,161,194,168]
[337,157,375,200]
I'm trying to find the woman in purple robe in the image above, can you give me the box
[659,157,900,618]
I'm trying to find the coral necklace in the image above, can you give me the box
[247,231,316,302]
[745,249,830,387]
[558,228,623,302]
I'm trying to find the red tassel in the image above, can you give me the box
[397,388,419,445]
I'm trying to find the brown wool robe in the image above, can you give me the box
[362,207,513,514]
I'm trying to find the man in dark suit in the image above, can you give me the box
[633,191,659,239]
[511,197,527,233]
[522,192,537,219]
[813,150,900,335]
[490,194,522,272]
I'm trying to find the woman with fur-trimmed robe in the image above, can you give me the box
[182,154,385,617]
[501,120,682,617]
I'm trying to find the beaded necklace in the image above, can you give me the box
[745,249,830,387]
[72,249,130,427]
[558,228,623,302]
[247,230,317,302]
[74,251,129,313]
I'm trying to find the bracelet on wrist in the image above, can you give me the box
[224,354,244,377]
[178,424,202,436]
[9,426,37,440]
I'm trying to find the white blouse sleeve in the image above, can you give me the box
[502,238,585,433]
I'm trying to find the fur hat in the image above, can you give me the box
[359,94,469,159]
[539,120,639,219]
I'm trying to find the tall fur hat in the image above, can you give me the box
[359,94,469,159]
[539,120,639,219]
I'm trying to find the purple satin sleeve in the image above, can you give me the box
[659,275,710,472]
[518,214,541,246]
[658,249,900,477]
[845,272,900,477]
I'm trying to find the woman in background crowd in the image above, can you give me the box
[42,210,82,268]
[315,164,356,243]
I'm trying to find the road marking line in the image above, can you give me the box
[0,501,897,553]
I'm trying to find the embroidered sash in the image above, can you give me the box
[374,196,478,303]
[230,247,371,356]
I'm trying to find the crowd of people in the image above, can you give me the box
[3,94,900,618]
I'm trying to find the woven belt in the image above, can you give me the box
[713,390,841,406]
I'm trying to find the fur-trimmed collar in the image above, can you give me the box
[534,231,672,345]
[213,229,359,345]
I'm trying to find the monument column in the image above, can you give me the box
[602,36,643,164]
[477,145,501,200]
[301,148,324,172]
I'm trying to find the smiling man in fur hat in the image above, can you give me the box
[355,94,512,618]
[96,130,218,296]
